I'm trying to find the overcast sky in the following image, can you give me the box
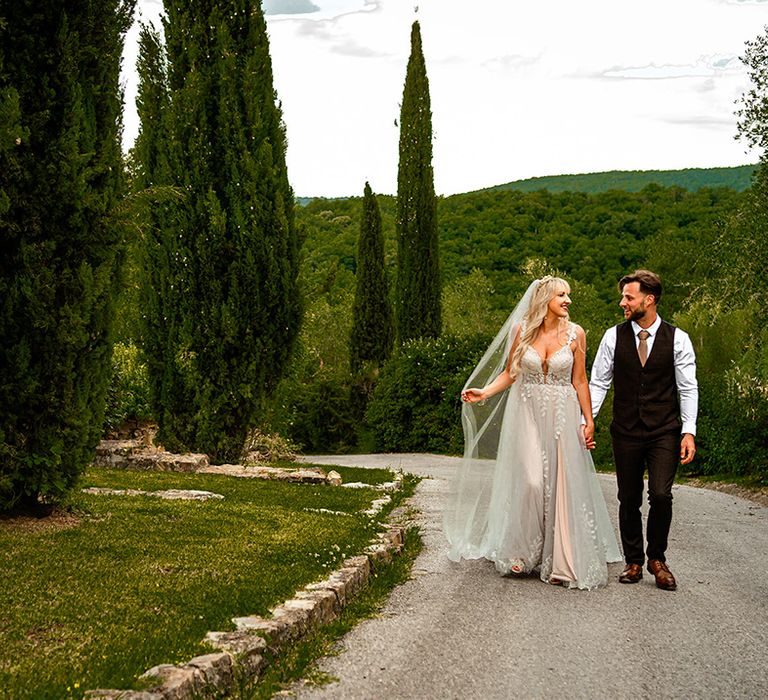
[123,0,768,197]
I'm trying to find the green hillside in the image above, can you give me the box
[482,164,756,194]
[297,183,745,318]
[297,165,757,204]
[285,171,762,471]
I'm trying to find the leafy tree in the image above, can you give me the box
[350,182,394,373]
[699,26,768,325]
[0,2,136,509]
[395,21,441,343]
[663,25,768,482]
[723,24,768,309]
[737,25,768,158]
[441,269,504,339]
[134,2,302,462]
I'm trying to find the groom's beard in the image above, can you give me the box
[629,306,646,322]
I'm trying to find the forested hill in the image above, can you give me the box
[297,165,756,204]
[479,164,756,194]
[297,183,745,319]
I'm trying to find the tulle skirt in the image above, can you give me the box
[445,381,622,590]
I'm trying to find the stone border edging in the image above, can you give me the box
[81,488,224,502]
[94,440,209,473]
[197,463,334,484]
[84,476,409,699]
[93,439,346,486]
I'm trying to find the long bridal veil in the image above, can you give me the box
[443,280,540,561]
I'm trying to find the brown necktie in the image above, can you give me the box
[637,330,650,366]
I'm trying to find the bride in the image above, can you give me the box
[444,276,621,589]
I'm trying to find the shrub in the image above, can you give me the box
[366,334,490,454]
[282,379,358,454]
[242,428,300,463]
[692,358,768,481]
[261,292,358,454]
[674,306,768,482]
[103,343,153,435]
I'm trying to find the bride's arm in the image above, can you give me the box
[461,325,521,403]
[570,325,595,448]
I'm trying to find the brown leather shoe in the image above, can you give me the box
[647,559,677,590]
[618,563,643,583]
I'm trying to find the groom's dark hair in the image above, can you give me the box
[619,269,662,304]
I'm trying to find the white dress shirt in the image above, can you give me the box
[589,316,698,435]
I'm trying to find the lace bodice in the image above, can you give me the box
[520,323,578,387]
[518,323,578,439]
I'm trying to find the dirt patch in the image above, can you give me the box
[0,508,82,533]
[683,479,768,508]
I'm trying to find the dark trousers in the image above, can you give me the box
[611,429,679,564]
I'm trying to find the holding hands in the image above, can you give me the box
[583,422,596,450]
[462,387,597,451]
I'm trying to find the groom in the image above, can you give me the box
[589,270,698,590]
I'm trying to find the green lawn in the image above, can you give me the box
[0,465,403,699]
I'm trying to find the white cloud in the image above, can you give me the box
[602,55,741,80]
[122,0,768,196]
[661,115,735,128]
[480,54,543,72]
[330,38,390,57]
[263,0,320,15]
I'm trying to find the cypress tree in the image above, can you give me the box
[135,2,301,462]
[0,19,25,221]
[133,24,191,441]
[0,2,136,509]
[350,182,394,374]
[395,21,441,343]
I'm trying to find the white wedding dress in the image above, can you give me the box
[446,322,622,590]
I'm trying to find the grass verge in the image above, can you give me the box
[0,465,413,699]
[245,524,423,699]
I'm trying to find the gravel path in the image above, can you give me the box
[291,454,768,699]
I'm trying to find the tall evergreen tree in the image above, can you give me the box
[133,24,191,441]
[0,1,136,509]
[0,18,25,221]
[350,182,394,373]
[135,2,301,462]
[395,21,441,343]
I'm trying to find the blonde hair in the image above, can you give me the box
[508,276,571,378]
